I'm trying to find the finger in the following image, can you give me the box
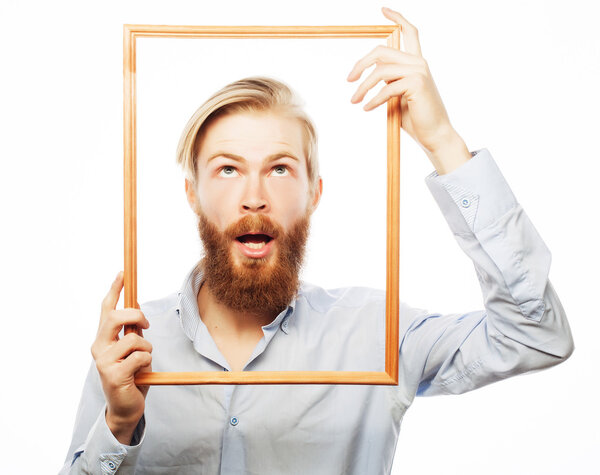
[382,7,423,57]
[347,46,422,82]
[104,332,153,363]
[96,307,150,346]
[137,362,153,396]
[101,271,124,314]
[363,77,411,111]
[351,63,421,104]
[118,350,153,380]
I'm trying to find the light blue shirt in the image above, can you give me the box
[60,148,574,474]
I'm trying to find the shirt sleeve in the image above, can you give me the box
[58,359,146,474]
[398,148,575,397]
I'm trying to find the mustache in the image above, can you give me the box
[223,214,283,240]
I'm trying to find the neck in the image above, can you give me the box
[197,279,277,337]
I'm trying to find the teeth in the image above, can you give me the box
[244,241,266,249]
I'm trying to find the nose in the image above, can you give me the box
[240,174,269,213]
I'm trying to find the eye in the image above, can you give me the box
[272,165,289,176]
[218,166,238,177]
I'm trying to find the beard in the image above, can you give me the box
[194,207,311,318]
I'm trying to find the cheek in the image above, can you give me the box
[197,183,236,228]
[270,181,309,220]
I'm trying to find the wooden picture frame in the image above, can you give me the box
[122,24,401,385]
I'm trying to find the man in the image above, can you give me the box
[60,7,574,474]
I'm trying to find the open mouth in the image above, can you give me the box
[235,233,274,250]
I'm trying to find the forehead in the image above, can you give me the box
[197,111,305,161]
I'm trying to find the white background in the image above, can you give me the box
[1,0,598,473]
[134,34,389,301]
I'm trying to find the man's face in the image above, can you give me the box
[185,110,322,315]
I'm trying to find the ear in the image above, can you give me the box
[308,176,323,214]
[185,178,199,215]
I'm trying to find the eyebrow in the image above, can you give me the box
[206,151,301,165]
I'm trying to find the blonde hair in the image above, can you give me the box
[175,76,320,194]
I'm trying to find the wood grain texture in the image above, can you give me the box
[122,24,402,385]
[134,371,398,386]
[125,24,397,38]
[385,27,401,385]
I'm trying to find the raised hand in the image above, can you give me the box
[90,271,153,444]
[348,6,470,174]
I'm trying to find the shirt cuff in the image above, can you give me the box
[424,147,550,321]
[77,404,146,474]
[424,148,518,235]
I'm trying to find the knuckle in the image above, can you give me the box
[126,332,150,350]
[140,352,152,366]
[140,337,152,353]
[124,331,139,345]
[137,310,148,325]
[132,350,151,365]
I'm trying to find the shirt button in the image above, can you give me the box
[461,198,471,208]
[107,461,116,470]
[230,416,239,426]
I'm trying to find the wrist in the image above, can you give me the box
[106,408,141,445]
[425,128,471,176]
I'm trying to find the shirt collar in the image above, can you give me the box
[175,259,299,342]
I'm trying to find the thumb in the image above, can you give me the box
[102,271,124,312]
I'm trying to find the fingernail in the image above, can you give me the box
[115,271,122,280]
